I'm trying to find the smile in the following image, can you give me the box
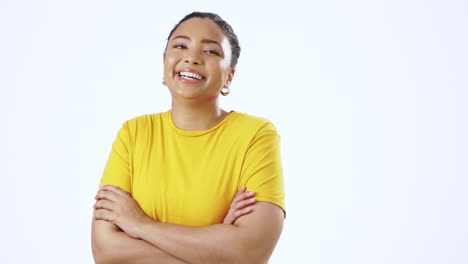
[178,71,205,80]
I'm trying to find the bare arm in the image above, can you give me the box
[92,219,190,264]
[137,201,284,264]
[92,186,257,264]
[94,185,283,264]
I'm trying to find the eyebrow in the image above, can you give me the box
[171,35,222,47]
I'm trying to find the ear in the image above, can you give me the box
[227,67,236,85]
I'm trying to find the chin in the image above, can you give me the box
[170,88,200,99]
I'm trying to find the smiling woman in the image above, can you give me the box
[91,12,285,264]
[164,16,235,103]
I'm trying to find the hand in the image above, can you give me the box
[93,185,153,239]
[223,186,256,225]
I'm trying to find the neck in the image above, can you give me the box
[170,98,229,131]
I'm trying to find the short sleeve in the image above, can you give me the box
[239,122,285,216]
[99,122,133,192]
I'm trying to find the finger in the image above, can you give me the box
[93,199,115,211]
[232,191,255,206]
[233,197,256,210]
[233,207,253,219]
[223,213,234,224]
[242,191,255,199]
[232,191,255,207]
[95,190,119,202]
[101,185,129,197]
[223,209,238,225]
[231,188,246,204]
[236,186,247,194]
[224,201,254,225]
[93,208,115,222]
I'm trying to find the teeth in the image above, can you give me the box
[179,71,204,80]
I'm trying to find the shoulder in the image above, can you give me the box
[230,111,279,135]
[121,111,169,130]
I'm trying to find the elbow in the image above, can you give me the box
[240,249,270,264]
[216,231,274,264]
[93,246,124,264]
[220,244,270,264]
[92,219,124,264]
[92,255,110,264]
[227,255,268,264]
[92,231,122,264]
[92,242,115,264]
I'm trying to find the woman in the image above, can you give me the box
[92,12,285,264]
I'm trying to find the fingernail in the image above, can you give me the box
[249,198,256,202]
[248,191,255,195]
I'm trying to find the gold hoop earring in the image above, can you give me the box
[220,85,230,96]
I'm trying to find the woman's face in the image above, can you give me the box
[164,17,235,101]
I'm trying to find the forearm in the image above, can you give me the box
[93,186,282,264]
[138,221,262,264]
[92,220,190,264]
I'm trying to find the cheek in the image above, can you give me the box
[217,64,232,81]
[207,67,223,82]
[164,51,180,65]
[164,56,174,66]
[163,57,176,75]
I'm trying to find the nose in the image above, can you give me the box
[183,50,202,65]
[184,57,202,65]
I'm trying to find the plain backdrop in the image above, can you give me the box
[1,0,467,263]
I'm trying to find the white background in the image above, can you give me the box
[1,0,467,263]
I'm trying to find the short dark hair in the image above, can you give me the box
[165,12,241,68]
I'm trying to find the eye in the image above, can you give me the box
[173,44,187,49]
[205,50,220,56]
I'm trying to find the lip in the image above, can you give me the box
[176,68,206,84]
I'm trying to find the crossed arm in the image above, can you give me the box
[92,185,284,264]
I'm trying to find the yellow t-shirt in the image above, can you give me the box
[100,110,285,226]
